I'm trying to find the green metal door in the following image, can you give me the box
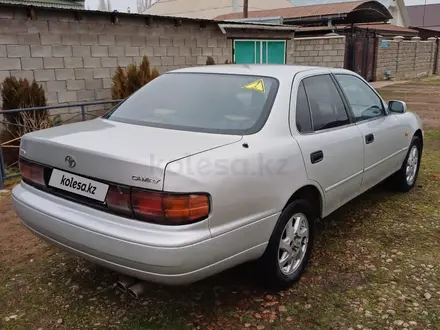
[234,41,257,64]
[267,41,285,64]
[234,40,285,64]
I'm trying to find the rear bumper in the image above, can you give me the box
[12,182,270,285]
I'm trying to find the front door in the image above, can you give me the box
[333,73,407,192]
[292,73,364,216]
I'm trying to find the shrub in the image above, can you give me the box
[111,56,159,100]
[206,56,216,65]
[1,77,48,165]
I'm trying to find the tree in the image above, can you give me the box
[137,0,152,13]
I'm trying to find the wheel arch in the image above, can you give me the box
[283,184,323,219]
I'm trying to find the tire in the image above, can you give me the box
[391,135,422,192]
[259,199,316,289]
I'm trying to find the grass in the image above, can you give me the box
[1,82,440,329]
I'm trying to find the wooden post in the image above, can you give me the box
[243,0,248,18]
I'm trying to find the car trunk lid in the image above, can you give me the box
[20,118,242,190]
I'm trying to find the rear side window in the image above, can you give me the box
[295,82,312,133]
[104,73,279,135]
[302,75,350,131]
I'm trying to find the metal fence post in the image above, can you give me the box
[80,105,86,121]
[0,146,5,190]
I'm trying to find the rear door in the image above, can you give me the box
[291,72,364,216]
[333,73,407,193]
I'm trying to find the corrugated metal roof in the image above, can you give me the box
[0,0,83,9]
[215,0,391,21]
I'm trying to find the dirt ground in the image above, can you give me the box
[1,80,440,330]
[378,77,440,130]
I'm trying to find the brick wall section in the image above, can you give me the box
[376,36,438,80]
[287,35,346,68]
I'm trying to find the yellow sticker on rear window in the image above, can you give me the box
[241,79,265,93]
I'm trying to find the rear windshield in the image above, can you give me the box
[104,72,279,135]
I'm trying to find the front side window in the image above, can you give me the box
[302,75,350,131]
[104,73,279,135]
[335,74,384,122]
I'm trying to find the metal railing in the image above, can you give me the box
[0,99,123,190]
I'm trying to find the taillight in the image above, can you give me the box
[106,185,132,216]
[19,159,45,187]
[131,189,210,225]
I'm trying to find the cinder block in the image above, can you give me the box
[74,68,94,79]
[146,37,159,47]
[47,80,67,92]
[213,48,222,56]
[44,57,64,69]
[131,36,146,46]
[64,57,83,69]
[35,69,55,81]
[103,78,112,88]
[83,57,101,68]
[191,47,202,56]
[77,89,94,101]
[99,34,115,46]
[31,45,52,57]
[159,38,172,47]
[202,48,213,56]
[53,46,72,57]
[153,47,167,57]
[10,70,34,81]
[18,34,40,45]
[80,34,98,45]
[91,46,108,57]
[108,46,124,57]
[46,92,58,105]
[139,47,154,57]
[115,35,131,46]
[161,56,173,66]
[62,35,80,46]
[26,21,49,34]
[172,38,185,47]
[0,45,6,57]
[67,79,85,91]
[125,47,139,56]
[55,68,74,80]
[101,57,117,68]
[196,39,207,48]
[166,47,178,56]
[95,88,111,100]
[7,45,30,58]
[73,46,91,57]
[196,56,206,65]
[85,78,103,89]
[58,91,77,103]
[179,47,190,56]
[21,58,43,70]
[174,56,185,65]
[94,68,110,78]
[40,34,61,46]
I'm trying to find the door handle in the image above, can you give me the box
[310,150,324,164]
[365,133,374,144]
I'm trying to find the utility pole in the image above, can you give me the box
[243,0,248,18]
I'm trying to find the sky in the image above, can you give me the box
[85,0,440,13]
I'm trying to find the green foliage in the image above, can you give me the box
[111,56,160,100]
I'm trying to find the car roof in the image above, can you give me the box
[170,64,347,80]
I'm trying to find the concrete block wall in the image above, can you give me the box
[287,35,346,68]
[376,36,437,80]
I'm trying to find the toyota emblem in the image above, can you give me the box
[65,155,76,168]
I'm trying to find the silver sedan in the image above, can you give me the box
[12,65,423,288]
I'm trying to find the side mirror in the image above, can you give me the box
[388,100,407,114]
